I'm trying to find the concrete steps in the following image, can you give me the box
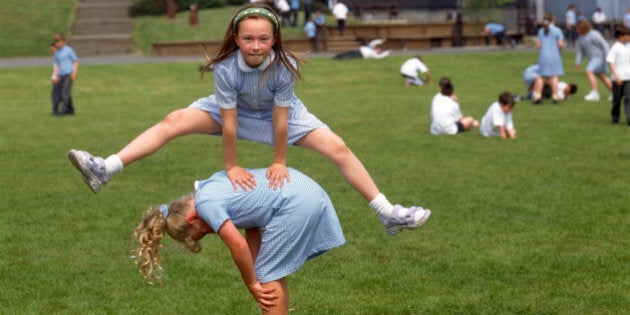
[69,0,133,56]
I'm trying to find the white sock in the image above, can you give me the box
[104,154,123,175]
[369,193,394,218]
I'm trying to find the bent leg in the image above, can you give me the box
[117,108,222,166]
[296,128,380,201]
[460,116,479,130]
[261,278,288,315]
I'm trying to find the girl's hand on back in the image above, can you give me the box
[266,162,290,190]
[227,166,256,191]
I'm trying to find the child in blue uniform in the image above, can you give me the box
[52,33,78,115]
[68,3,430,236]
[534,13,565,104]
[133,168,345,313]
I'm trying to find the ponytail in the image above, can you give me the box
[543,13,554,35]
[132,194,198,285]
[133,207,168,285]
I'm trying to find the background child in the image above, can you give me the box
[606,26,630,125]
[480,92,516,139]
[534,13,565,104]
[51,33,78,115]
[575,20,612,101]
[524,63,577,103]
[133,168,345,313]
[430,77,479,135]
[69,3,430,236]
[333,38,390,60]
[400,55,430,86]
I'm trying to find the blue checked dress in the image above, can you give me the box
[189,50,328,145]
[537,25,565,77]
[194,168,345,283]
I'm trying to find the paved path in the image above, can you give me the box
[0,45,539,68]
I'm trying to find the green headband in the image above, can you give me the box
[233,7,279,32]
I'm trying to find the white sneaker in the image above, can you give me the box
[379,205,431,236]
[584,91,600,101]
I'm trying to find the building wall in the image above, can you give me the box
[542,0,630,23]
[334,0,457,10]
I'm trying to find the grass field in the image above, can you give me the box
[1,1,351,57]
[1,48,629,313]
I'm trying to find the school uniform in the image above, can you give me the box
[537,25,565,77]
[576,29,609,74]
[189,50,328,144]
[606,40,630,124]
[480,102,514,138]
[430,93,463,135]
[195,168,345,283]
[53,45,78,115]
[400,58,429,85]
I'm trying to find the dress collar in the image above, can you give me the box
[237,50,275,72]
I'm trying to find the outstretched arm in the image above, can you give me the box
[221,108,256,191]
[218,221,277,311]
[267,106,290,189]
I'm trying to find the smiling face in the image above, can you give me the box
[234,17,276,68]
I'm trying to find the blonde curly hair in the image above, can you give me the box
[132,194,199,285]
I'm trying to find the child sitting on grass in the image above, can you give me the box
[430,77,479,135]
[480,92,517,139]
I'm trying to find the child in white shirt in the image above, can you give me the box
[606,26,630,125]
[480,92,516,139]
[430,77,479,135]
[400,55,430,86]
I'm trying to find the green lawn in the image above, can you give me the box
[1,1,352,57]
[1,49,629,313]
[0,0,77,57]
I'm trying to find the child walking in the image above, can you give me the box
[606,26,630,125]
[575,20,612,101]
[479,92,516,139]
[69,3,430,236]
[133,168,345,314]
[430,77,479,135]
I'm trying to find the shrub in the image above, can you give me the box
[129,0,231,17]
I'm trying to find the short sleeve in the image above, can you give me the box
[271,60,297,108]
[195,195,231,233]
[214,62,238,110]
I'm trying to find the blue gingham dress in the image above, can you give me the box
[189,50,328,145]
[537,25,565,77]
[194,168,345,283]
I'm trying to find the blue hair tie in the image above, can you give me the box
[159,204,169,219]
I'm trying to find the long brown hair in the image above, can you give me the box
[200,3,303,82]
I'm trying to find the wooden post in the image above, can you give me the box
[167,0,177,20]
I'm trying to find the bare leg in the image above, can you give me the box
[597,73,613,91]
[117,108,222,166]
[531,77,544,100]
[549,76,559,100]
[261,278,288,315]
[586,71,598,91]
[460,116,479,130]
[296,128,380,201]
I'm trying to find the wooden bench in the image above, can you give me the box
[352,3,398,20]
